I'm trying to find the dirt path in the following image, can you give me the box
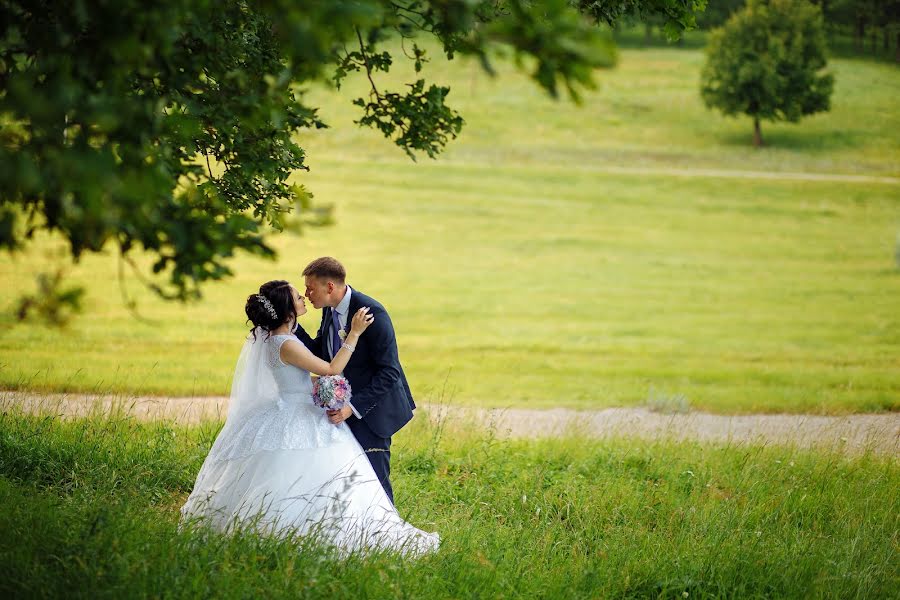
[4,391,898,455]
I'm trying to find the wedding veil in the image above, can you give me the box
[222,327,280,428]
[181,326,283,513]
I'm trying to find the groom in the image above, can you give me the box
[293,256,415,504]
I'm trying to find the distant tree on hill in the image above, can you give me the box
[700,0,834,146]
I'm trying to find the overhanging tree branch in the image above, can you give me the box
[0,0,704,322]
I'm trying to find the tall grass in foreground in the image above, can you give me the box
[0,404,896,599]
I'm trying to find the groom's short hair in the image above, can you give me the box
[302,257,346,283]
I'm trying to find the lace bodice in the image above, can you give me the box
[265,334,313,398]
[201,332,350,465]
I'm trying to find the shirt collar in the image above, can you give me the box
[334,285,352,317]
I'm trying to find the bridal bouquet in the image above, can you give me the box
[312,375,351,410]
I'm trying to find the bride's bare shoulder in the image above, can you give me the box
[278,336,313,362]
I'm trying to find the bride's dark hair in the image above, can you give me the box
[245,280,295,339]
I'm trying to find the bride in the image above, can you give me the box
[180,280,439,556]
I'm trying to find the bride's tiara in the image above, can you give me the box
[256,294,278,320]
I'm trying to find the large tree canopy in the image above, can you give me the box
[1,0,704,319]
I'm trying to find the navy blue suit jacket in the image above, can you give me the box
[294,288,415,439]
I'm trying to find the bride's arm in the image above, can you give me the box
[280,337,355,376]
[280,307,373,376]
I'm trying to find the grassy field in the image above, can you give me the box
[0,47,898,413]
[0,405,896,599]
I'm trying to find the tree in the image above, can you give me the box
[0,1,707,322]
[700,0,834,146]
[829,0,900,60]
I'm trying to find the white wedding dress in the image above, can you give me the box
[180,332,439,556]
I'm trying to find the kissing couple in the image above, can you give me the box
[181,257,439,556]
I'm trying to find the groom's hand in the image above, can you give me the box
[326,405,353,425]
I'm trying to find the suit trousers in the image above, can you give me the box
[346,417,393,505]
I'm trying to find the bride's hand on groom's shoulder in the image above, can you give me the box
[350,307,375,336]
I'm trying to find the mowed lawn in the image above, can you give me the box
[0,47,898,413]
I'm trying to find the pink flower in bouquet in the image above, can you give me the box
[312,375,351,410]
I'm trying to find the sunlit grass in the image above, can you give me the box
[304,44,900,176]
[0,47,898,414]
[0,404,896,598]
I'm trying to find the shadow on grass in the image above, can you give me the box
[714,125,868,155]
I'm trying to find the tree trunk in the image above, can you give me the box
[753,117,763,147]
[896,30,900,63]
[645,23,652,43]
[855,19,864,52]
